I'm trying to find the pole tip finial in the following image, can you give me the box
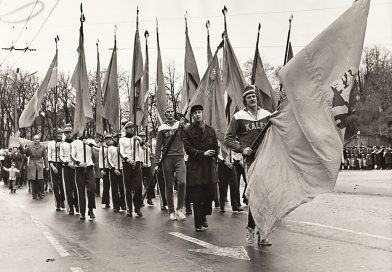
[289,14,293,22]
[144,30,149,38]
[222,6,228,15]
[258,22,261,31]
[206,20,210,29]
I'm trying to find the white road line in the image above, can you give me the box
[43,231,70,257]
[169,232,215,249]
[70,267,84,272]
[284,220,392,242]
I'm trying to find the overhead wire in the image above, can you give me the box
[10,0,61,69]
[0,0,39,68]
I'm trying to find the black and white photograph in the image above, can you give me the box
[0,0,391,271]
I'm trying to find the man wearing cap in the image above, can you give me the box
[71,132,96,220]
[119,121,146,217]
[154,106,187,221]
[224,85,272,246]
[47,128,65,210]
[183,105,219,231]
[59,124,79,215]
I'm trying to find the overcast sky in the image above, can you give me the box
[0,0,391,82]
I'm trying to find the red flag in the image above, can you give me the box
[189,45,227,140]
[102,39,120,132]
[129,18,144,127]
[155,21,166,123]
[19,52,57,128]
[71,20,93,136]
[251,24,277,112]
[246,0,370,239]
[180,23,200,114]
[223,34,246,116]
[95,45,104,135]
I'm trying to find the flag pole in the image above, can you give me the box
[184,12,189,120]
[132,6,139,161]
[251,23,261,85]
[279,14,293,94]
[54,35,59,167]
[222,6,228,35]
[283,14,293,66]
[95,39,100,135]
[144,29,149,164]
[80,3,87,164]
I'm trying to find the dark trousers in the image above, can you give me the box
[233,160,247,202]
[95,178,101,196]
[31,179,43,197]
[190,184,215,229]
[101,171,110,205]
[218,162,241,209]
[75,166,96,215]
[156,169,167,206]
[62,166,78,212]
[123,161,143,212]
[50,167,65,208]
[142,166,154,200]
[109,169,125,210]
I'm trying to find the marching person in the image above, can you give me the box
[92,137,103,198]
[107,133,125,212]
[99,134,111,208]
[20,134,48,199]
[217,143,243,213]
[183,105,219,232]
[154,106,187,221]
[47,128,65,211]
[224,85,272,246]
[139,131,154,206]
[59,124,79,215]
[71,132,96,220]
[119,121,146,217]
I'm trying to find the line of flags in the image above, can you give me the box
[18,6,285,136]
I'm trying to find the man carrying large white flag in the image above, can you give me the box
[19,52,57,129]
[245,0,370,243]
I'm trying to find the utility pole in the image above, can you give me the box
[14,67,19,134]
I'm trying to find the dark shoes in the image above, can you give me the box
[105,204,110,208]
[147,199,154,206]
[88,209,95,219]
[232,206,244,212]
[80,214,86,220]
[113,208,120,212]
[135,209,143,217]
[202,217,208,228]
[60,202,65,209]
[69,210,74,215]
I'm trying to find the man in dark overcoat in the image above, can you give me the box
[183,105,219,232]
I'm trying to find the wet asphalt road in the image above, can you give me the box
[0,170,391,272]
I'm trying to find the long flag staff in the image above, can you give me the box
[144,29,149,165]
[279,15,293,93]
[184,12,190,121]
[222,6,233,163]
[52,35,59,209]
[96,39,105,170]
[132,6,140,162]
[80,3,87,166]
[251,23,261,85]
